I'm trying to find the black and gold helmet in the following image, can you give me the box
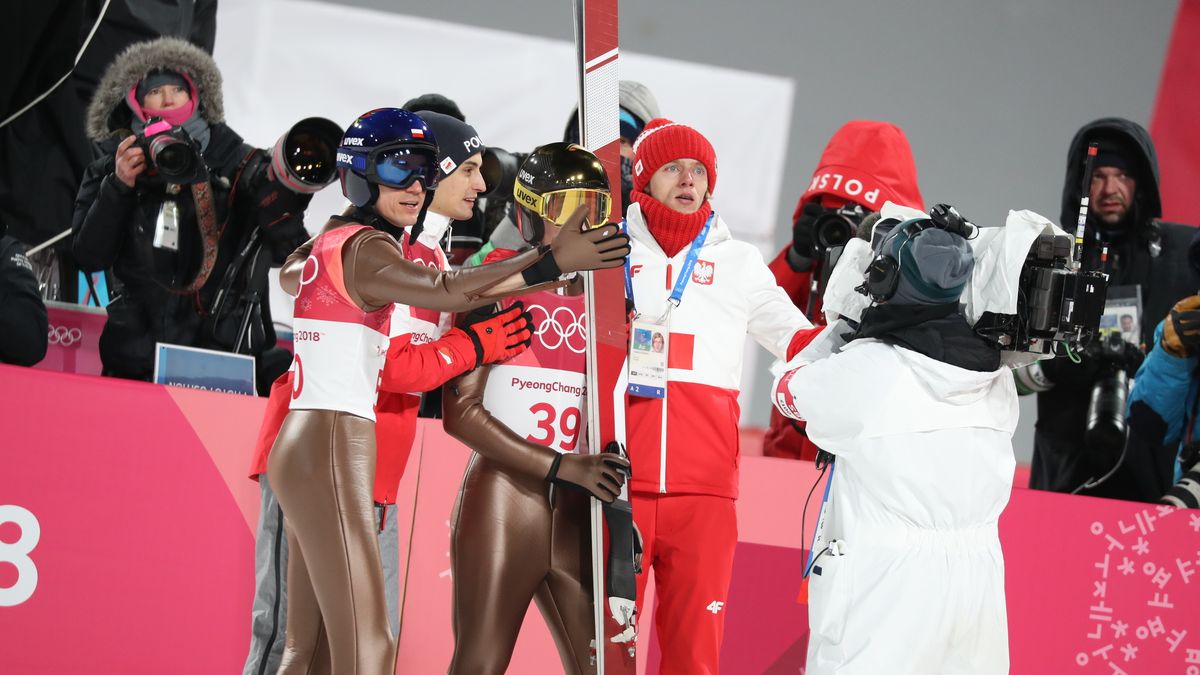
[514,142,612,244]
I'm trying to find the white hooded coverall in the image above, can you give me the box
[775,335,1017,675]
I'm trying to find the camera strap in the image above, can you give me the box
[163,180,220,295]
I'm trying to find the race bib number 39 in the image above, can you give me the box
[484,364,587,453]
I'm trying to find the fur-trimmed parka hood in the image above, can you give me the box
[85,37,224,142]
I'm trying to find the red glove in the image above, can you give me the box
[461,302,533,366]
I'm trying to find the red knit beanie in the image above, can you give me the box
[632,118,718,196]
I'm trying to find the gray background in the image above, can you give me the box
[325,0,1179,461]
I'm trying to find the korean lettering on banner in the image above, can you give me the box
[1076,508,1200,673]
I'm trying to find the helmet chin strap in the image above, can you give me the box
[515,206,546,246]
[408,191,436,245]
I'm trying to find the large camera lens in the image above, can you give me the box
[1086,369,1128,455]
[812,212,855,250]
[1085,332,1132,456]
[275,117,342,190]
[150,134,199,180]
[480,148,526,199]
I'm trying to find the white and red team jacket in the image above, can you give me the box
[289,225,393,421]
[250,214,477,504]
[624,202,813,499]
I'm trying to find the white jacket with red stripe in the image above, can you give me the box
[624,202,812,499]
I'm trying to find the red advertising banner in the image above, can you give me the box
[1151,0,1200,226]
[1,365,1197,673]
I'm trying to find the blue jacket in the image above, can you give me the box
[1128,320,1200,483]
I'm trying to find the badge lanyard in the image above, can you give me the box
[624,213,714,318]
[624,213,714,398]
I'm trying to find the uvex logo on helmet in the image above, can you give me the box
[516,188,539,209]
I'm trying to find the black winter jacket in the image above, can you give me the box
[0,235,48,366]
[1031,117,1200,501]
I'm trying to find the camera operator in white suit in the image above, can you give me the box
[773,203,1067,675]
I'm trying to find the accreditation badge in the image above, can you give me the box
[627,312,669,398]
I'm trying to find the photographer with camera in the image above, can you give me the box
[1024,118,1200,501]
[763,120,925,460]
[773,205,1015,674]
[71,37,333,388]
[1127,232,1200,509]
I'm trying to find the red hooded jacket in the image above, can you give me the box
[764,120,924,460]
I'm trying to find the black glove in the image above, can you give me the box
[791,202,825,260]
[545,442,631,503]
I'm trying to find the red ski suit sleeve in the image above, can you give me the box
[377,329,475,395]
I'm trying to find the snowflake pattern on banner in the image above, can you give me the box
[1075,505,1200,674]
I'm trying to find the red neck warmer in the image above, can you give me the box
[631,190,713,257]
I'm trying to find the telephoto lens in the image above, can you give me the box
[1161,461,1200,508]
[1084,333,1134,455]
[1085,369,1128,454]
[270,117,343,193]
[480,147,528,200]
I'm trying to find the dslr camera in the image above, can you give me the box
[137,117,206,184]
[812,204,865,253]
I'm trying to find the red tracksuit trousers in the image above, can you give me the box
[632,493,737,675]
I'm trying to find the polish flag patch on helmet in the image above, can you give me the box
[411,128,425,138]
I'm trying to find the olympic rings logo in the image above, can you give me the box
[298,256,320,290]
[47,325,83,347]
[526,303,587,354]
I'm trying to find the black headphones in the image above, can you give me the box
[858,204,975,303]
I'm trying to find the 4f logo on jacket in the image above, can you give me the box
[706,600,725,614]
[692,260,715,285]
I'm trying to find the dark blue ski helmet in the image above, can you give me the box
[336,108,440,208]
